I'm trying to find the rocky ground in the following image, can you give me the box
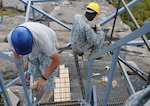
[0,0,150,105]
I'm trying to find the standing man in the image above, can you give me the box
[7,22,60,104]
[71,2,105,58]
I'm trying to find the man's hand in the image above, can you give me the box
[36,78,46,90]
[92,26,96,32]
[95,24,102,33]
[95,24,100,29]
[92,24,101,32]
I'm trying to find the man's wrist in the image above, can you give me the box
[41,75,47,80]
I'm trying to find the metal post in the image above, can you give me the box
[100,0,141,26]
[17,61,32,106]
[91,85,98,106]
[118,61,135,94]
[20,0,71,31]
[0,72,27,93]
[147,73,150,85]
[86,59,94,102]
[102,48,120,106]
[25,0,32,22]
[73,52,85,99]
[31,2,36,22]
[29,75,33,103]
[0,72,12,106]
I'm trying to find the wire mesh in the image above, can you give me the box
[75,50,131,106]
[39,100,81,106]
[32,50,84,105]
[35,48,131,105]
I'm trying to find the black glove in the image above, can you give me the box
[92,25,96,32]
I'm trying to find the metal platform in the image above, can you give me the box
[74,52,130,106]
[0,0,150,106]
[40,100,81,106]
[37,50,131,106]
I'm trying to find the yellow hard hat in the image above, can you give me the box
[86,2,100,15]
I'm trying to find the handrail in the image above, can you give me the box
[20,0,71,31]
[121,0,150,51]
[100,0,141,26]
[89,23,150,60]
[1,0,149,105]
[25,0,64,2]
[86,22,150,105]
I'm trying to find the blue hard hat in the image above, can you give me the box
[11,26,33,55]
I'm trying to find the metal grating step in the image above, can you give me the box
[39,100,81,106]
[32,50,131,105]
[73,51,131,105]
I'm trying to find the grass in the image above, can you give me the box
[0,7,25,17]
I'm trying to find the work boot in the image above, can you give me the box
[30,80,38,89]
[88,50,103,60]
[38,91,53,104]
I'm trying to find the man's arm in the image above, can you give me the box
[13,51,21,60]
[43,52,60,79]
[13,51,24,71]
[36,52,60,90]
[85,25,98,45]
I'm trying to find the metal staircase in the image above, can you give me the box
[0,0,150,106]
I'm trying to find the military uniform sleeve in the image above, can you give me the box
[85,24,105,46]
[95,26,106,47]
[85,24,98,45]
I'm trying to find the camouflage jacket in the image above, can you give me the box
[71,14,105,53]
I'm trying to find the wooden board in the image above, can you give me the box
[7,89,20,106]
[54,65,71,102]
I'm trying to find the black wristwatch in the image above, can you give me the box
[41,75,47,80]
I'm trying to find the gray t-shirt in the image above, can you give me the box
[7,22,59,57]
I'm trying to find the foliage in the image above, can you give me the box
[0,0,25,17]
[0,7,26,17]
[111,0,150,39]
[0,8,18,17]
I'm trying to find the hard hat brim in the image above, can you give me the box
[14,46,32,55]
[86,2,100,16]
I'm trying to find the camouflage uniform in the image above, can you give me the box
[28,40,59,92]
[124,85,150,106]
[71,14,105,53]
[18,22,60,92]
[7,22,60,96]
[28,52,59,92]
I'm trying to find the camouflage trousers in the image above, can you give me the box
[124,85,150,106]
[28,52,59,92]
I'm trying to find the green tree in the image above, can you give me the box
[112,0,150,39]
